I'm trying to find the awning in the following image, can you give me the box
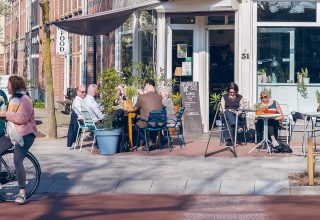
[52,0,161,36]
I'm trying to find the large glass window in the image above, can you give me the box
[257,1,316,22]
[120,34,133,72]
[257,27,320,84]
[171,30,193,92]
[138,31,156,66]
[171,17,195,24]
[207,15,235,25]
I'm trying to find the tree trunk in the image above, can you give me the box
[40,0,57,138]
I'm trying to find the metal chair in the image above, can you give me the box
[135,109,171,152]
[77,110,99,153]
[278,104,291,144]
[290,111,319,154]
[167,107,186,148]
[219,111,247,145]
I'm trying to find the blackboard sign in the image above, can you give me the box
[180,82,203,135]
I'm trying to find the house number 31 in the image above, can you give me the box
[241,53,249,59]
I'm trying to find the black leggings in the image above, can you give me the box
[256,119,279,140]
[0,133,35,189]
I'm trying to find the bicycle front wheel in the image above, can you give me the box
[0,150,41,202]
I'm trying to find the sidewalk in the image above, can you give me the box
[31,137,320,196]
[31,108,320,196]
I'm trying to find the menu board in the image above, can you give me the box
[180,82,203,135]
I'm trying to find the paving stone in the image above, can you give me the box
[149,179,187,194]
[291,186,320,195]
[46,180,85,194]
[220,180,255,195]
[81,180,119,194]
[36,179,54,193]
[255,180,290,195]
[115,180,153,194]
[184,179,221,195]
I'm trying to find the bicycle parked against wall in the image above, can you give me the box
[0,145,41,202]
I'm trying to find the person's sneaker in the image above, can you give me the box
[142,146,149,151]
[272,140,280,147]
[15,193,26,204]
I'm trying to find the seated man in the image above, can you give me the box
[67,85,86,149]
[81,84,105,123]
[134,79,163,150]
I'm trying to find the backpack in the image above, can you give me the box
[272,142,293,153]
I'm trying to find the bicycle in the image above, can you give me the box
[0,146,41,202]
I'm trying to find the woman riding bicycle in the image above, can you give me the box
[0,76,37,204]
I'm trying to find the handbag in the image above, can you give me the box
[0,135,13,152]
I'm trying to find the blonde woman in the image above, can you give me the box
[256,90,284,147]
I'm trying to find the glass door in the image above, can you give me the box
[171,30,194,93]
[208,29,235,126]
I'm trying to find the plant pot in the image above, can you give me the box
[304,78,310,84]
[123,99,133,110]
[95,129,121,155]
[174,105,179,113]
[256,109,263,115]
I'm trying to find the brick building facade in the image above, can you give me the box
[3,0,114,104]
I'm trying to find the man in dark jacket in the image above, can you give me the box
[134,79,162,150]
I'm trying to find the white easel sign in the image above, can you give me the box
[56,28,69,55]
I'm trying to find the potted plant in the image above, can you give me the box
[296,68,308,99]
[297,68,309,83]
[254,103,264,115]
[316,90,320,112]
[95,68,123,155]
[123,85,136,109]
[171,93,181,112]
[257,68,266,84]
[209,92,222,110]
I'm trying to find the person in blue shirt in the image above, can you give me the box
[0,88,8,137]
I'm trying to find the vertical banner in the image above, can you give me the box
[56,28,69,55]
[180,82,203,135]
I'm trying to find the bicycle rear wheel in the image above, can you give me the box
[0,150,41,202]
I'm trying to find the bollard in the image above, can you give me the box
[307,137,314,186]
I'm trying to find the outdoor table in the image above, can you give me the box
[248,113,281,154]
[302,112,320,156]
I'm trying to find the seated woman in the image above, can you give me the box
[158,86,176,123]
[256,90,284,147]
[220,82,244,146]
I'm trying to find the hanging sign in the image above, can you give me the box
[56,28,69,55]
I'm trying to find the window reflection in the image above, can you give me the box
[257,27,320,84]
[139,31,156,66]
[257,1,316,22]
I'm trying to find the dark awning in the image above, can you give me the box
[52,1,161,36]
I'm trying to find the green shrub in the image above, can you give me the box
[33,99,45,108]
